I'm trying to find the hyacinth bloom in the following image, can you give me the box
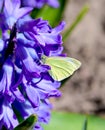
[21,0,59,8]
[2,0,33,29]
[0,0,65,129]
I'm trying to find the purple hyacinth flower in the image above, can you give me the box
[17,18,65,48]
[0,96,18,129]
[12,99,52,130]
[21,0,59,8]
[2,0,33,29]
[0,60,14,96]
[0,0,66,129]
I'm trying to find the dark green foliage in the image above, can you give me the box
[82,118,88,130]
[14,114,37,130]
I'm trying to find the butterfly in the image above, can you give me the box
[42,55,81,81]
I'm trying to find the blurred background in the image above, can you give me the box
[53,0,105,115]
[41,0,105,130]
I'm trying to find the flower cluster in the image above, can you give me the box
[21,0,59,8]
[0,0,65,130]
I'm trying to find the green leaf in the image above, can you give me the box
[43,111,105,130]
[14,114,37,130]
[31,0,67,27]
[63,5,89,41]
[82,118,88,130]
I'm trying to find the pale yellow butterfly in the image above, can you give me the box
[42,56,81,81]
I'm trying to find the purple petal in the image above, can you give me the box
[36,79,61,97]
[12,0,21,9]
[6,104,18,128]
[52,21,66,34]
[25,85,40,108]
[14,7,33,19]
[47,0,59,8]
[4,0,13,15]
[12,87,25,102]
[0,60,13,93]
[0,0,4,12]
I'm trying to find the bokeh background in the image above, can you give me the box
[53,0,105,115]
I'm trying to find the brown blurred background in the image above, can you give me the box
[53,0,105,114]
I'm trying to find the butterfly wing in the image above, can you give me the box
[45,56,81,81]
[65,57,81,70]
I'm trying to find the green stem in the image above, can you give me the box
[63,5,89,41]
